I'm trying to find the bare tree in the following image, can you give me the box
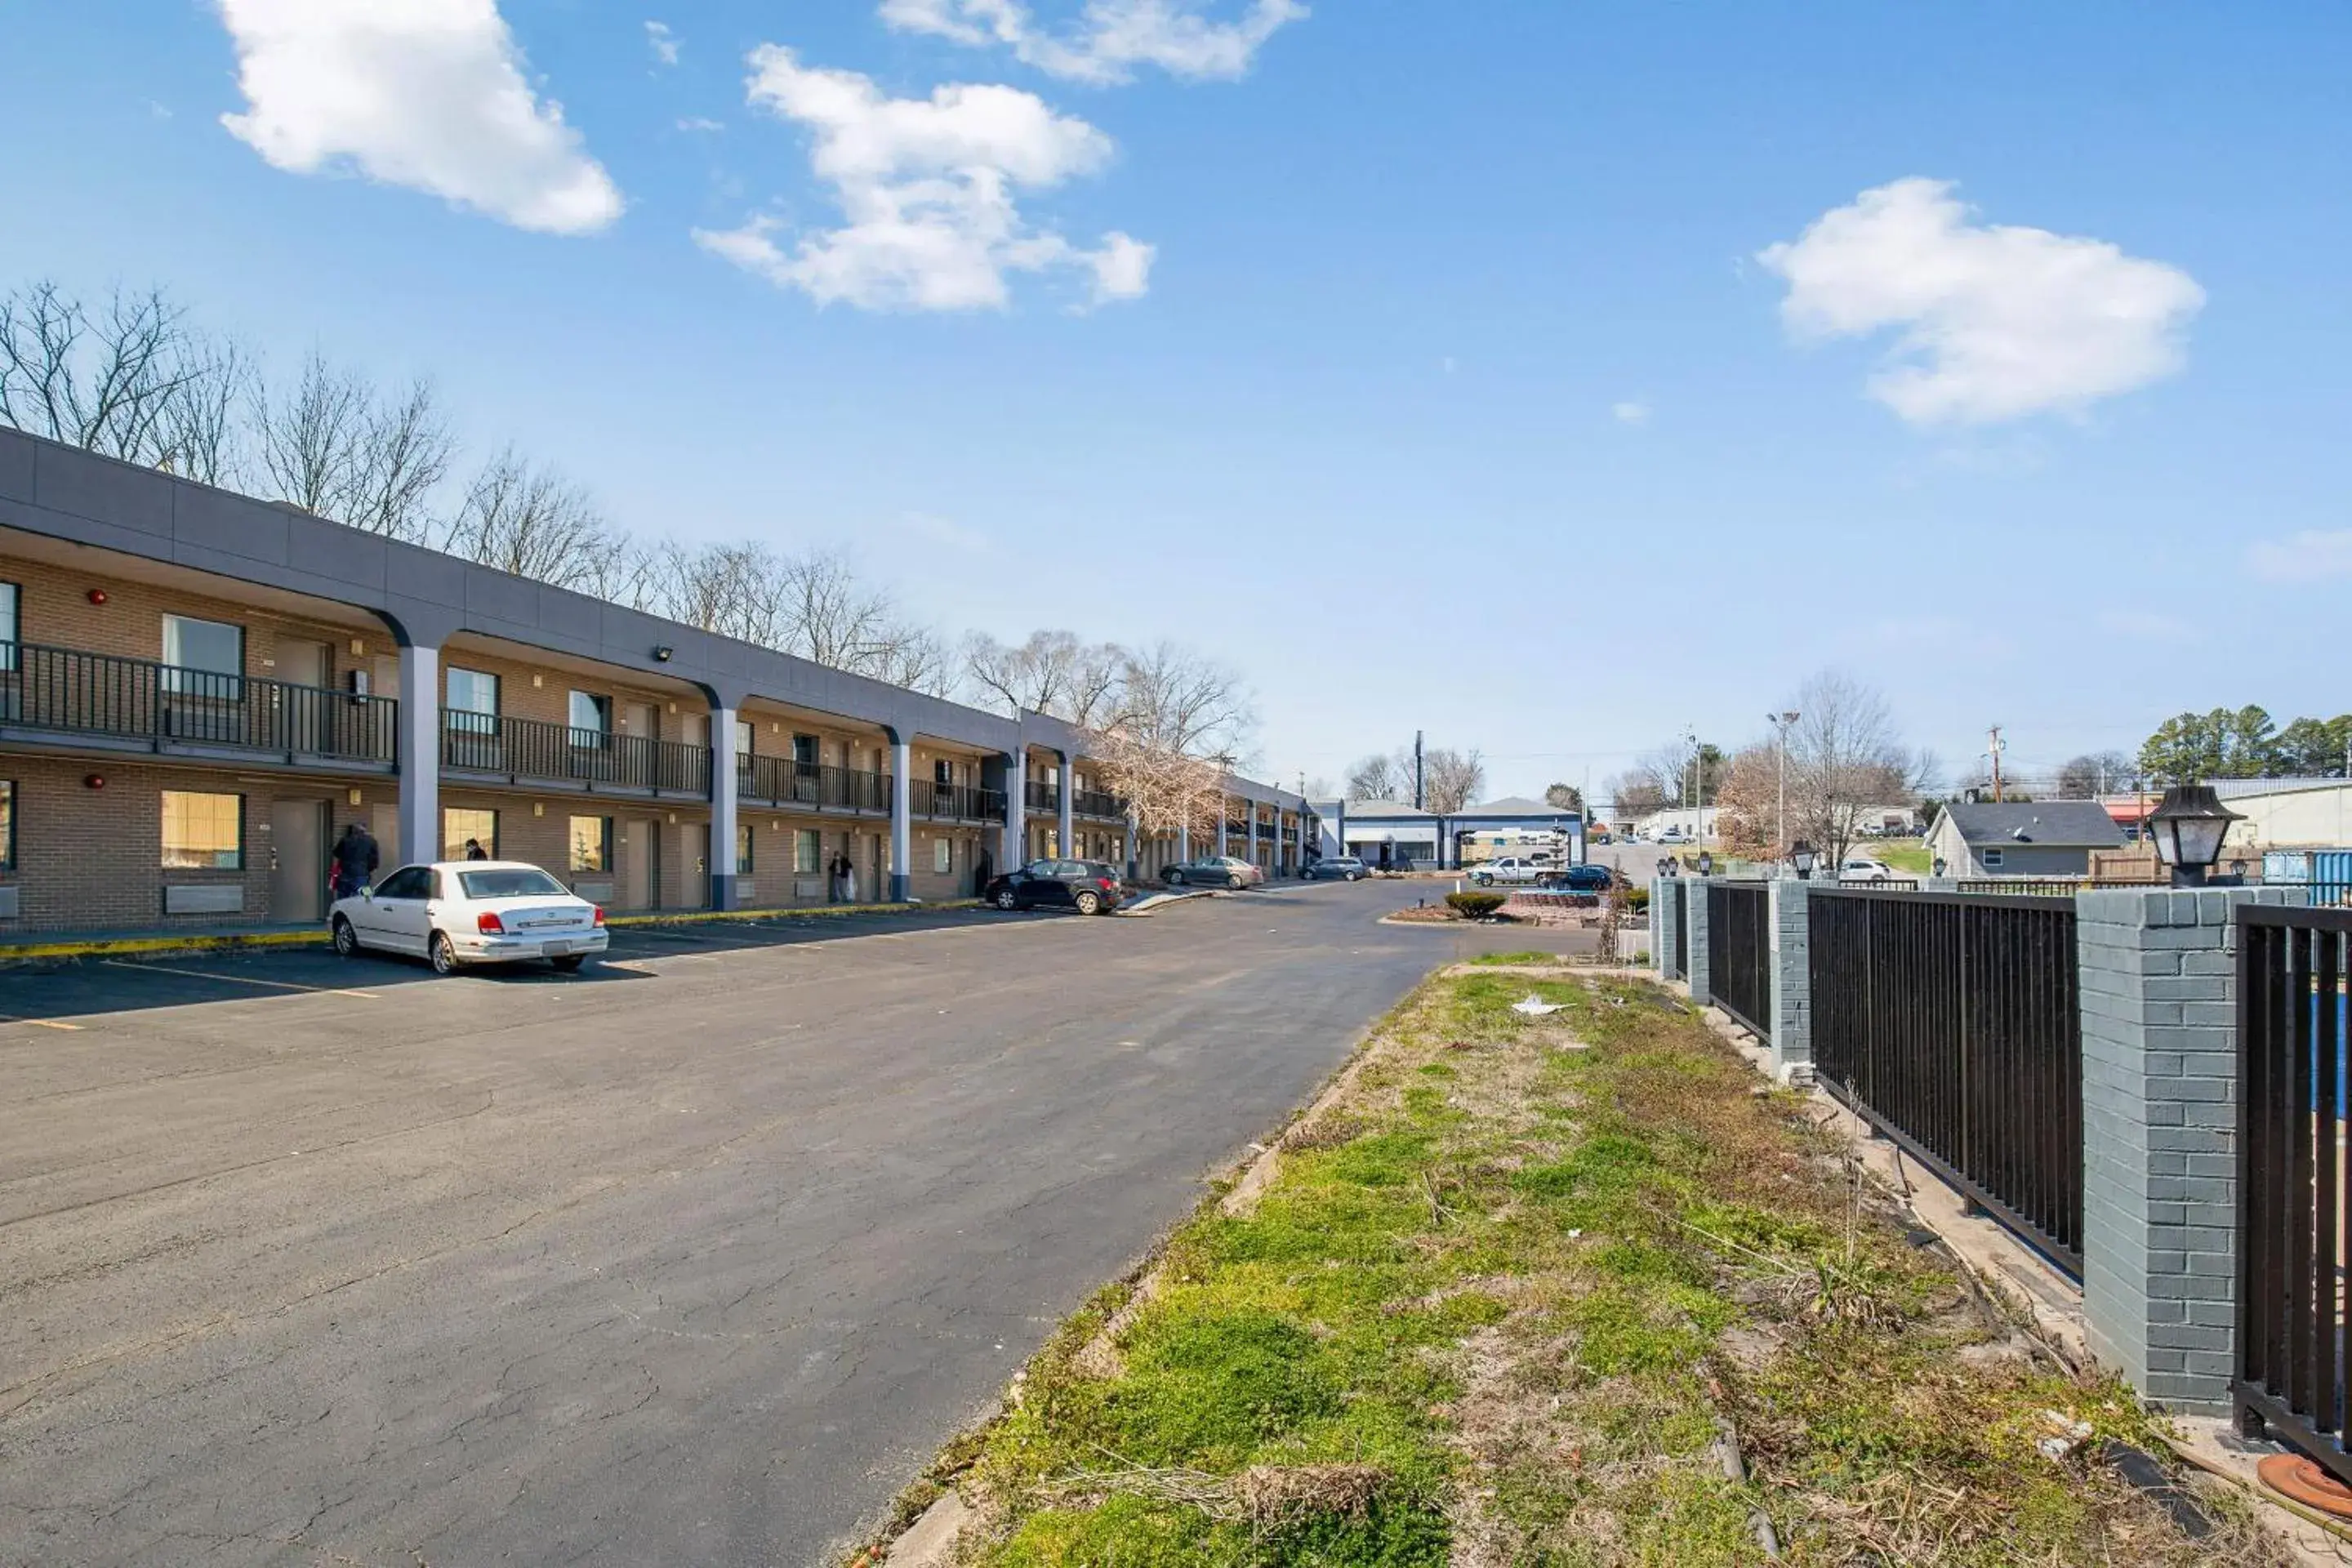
[252,353,452,540]
[1421,746,1486,814]
[871,624,959,697]
[1084,723,1225,858]
[1606,768,1668,817]
[0,281,224,467]
[2056,751,2132,800]
[1781,670,1930,870]
[1303,775,1335,800]
[1346,753,1401,800]
[439,448,612,586]
[155,335,251,485]
[1112,641,1254,761]
[963,630,1123,726]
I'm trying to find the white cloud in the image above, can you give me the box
[1757,177,2203,425]
[676,116,724,133]
[880,0,1303,86]
[2248,529,2352,582]
[646,20,679,66]
[693,45,1151,311]
[213,0,622,234]
[1611,399,1650,425]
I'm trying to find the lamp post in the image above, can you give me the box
[1769,710,1799,859]
[1695,850,1714,878]
[2144,783,2245,889]
[1931,856,1948,878]
[1789,838,1817,881]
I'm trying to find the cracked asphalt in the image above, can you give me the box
[0,880,1586,1567]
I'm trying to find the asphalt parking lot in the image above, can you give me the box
[0,878,1583,1567]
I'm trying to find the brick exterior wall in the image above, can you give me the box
[2078,886,2305,1413]
[1,551,377,686]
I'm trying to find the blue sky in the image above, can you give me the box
[2,2,2346,799]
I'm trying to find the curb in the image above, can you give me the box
[1115,889,1220,917]
[0,900,982,966]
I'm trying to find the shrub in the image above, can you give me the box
[1624,884,1652,914]
[1445,891,1508,920]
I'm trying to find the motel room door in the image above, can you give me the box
[269,798,329,923]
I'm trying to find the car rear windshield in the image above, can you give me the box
[458,868,570,899]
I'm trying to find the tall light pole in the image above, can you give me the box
[1770,710,1800,861]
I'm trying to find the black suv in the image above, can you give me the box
[983,859,1127,915]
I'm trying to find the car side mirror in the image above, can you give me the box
[362,886,375,901]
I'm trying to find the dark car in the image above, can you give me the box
[1303,855,1369,881]
[984,858,1125,915]
[1545,862,1619,893]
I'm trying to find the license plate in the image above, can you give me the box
[543,940,572,956]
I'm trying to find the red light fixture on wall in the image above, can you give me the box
[86,588,108,605]
[83,773,105,790]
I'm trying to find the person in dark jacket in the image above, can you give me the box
[464,839,488,861]
[331,822,380,902]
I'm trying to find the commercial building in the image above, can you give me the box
[0,427,1314,933]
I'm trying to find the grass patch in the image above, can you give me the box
[1870,837,1933,874]
[904,969,2269,1567]
[1464,950,1564,966]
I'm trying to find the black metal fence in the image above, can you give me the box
[1957,877,2085,897]
[1811,888,2083,1276]
[1074,787,1124,819]
[1025,780,1056,812]
[442,711,709,795]
[912,779,1007,822]
[2234,906,2352,1475]
[0,640,398,765]
[1707,880,1772,1040]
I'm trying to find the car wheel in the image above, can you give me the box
[1168,870,1187,886]
[430,932,460,977]
[1473,874,1491,887]
[995,888,1020,910]
[332,915,360,957]
[1227,874,1243,889]
[1074,889,1102,915]
[550,955,586,973]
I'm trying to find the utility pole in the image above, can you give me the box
[1413,730,1424,812]
[1987,725,2007,803]
[1770,710,1800,859]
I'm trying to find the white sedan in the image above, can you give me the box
[331,860,609,975]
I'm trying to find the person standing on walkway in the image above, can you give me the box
[331,822,380,902]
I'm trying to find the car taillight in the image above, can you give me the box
[592,906,606,926]
[1097,877,1115,889]
[477,911,506,934]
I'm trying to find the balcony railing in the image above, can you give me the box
[738,756,891,813]
[915,780,1008,822]
[1073,787,1124,820]
[0,640,397,767]
[441,710,710,795]
[1025,780,1057,812]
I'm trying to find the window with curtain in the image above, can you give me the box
[162,791,243,869]
[445,668,500,732]
[161,614,243,696]
[442,807,498,860]
[736,823,753,875]
[0,780,15,871]
[568,815,612,872]
[795,829,821,875]
[933,838,951,875]
[0,581,17,673]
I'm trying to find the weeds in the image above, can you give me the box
[918,970,2278,1567]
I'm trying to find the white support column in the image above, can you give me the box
[1056,755,1075,864]
[1215,799,1228,858]
[999,753,1022,875]
[890,738,913,902]
[710,706,739,909]
[1123,817,1138,881]
[395,642,441,866]
[1178,822,1192,862]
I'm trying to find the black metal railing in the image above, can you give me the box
[735,755,892,813]
[0,639,397,765]
[2235,906,2352,1475]
[1956,876,2083,897]
[1026,780,1058,812]
[1706,880,1772,1040]
[1811,888,2082,1277]
[1672,882,1690,980]
[1073,787,1124,820]
[913,780,1006,822]
[441,710,710,795]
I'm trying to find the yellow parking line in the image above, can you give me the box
[0,1015,82,1031]
[100,960,379,1000]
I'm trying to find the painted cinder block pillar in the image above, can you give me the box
[1686,879,1714,1006]
[394,641,441,867]
[1650,879,1676,977]
[1768,877,1820,1085]
[2078,886,2305,1414]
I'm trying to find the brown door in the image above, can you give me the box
[622,820,654,909]
[275,640,332,752]
[270,798,329,923]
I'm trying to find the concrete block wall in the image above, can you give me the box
[2078,886,2305,1413]
[1768,877,1818,1085]
[1686,879,1713,1006]
[1650,879,1677,978]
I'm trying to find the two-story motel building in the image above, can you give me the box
[0,427,1315,933]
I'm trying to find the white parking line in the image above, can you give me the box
[100,960,381,1000]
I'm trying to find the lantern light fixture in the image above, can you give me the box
[2144,783,2244,888]
[1790,839,1818,880]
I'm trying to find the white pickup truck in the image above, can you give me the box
[1468,856,1551,887]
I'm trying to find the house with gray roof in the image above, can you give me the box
[1926,801,2124,878]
